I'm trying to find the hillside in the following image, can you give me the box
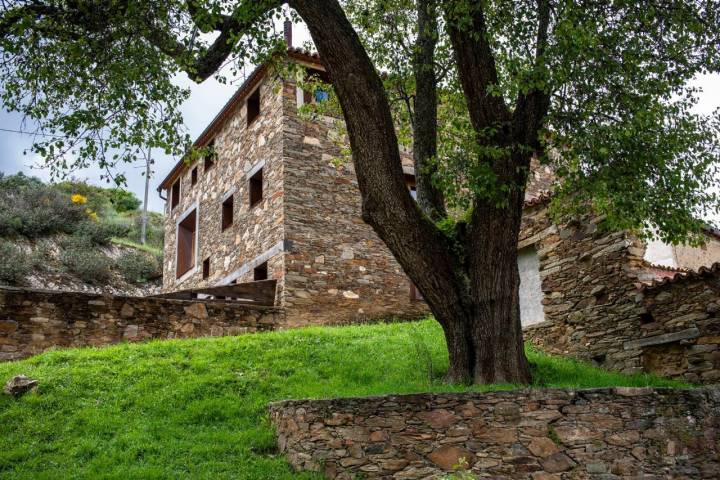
[0,320,684,479]
[0,173,164,295]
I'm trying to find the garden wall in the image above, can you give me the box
[270,387,720,479]
[0,286,281,361]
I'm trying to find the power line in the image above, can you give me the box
[0,126,80,140]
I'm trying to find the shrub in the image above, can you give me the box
[29,239,56,272]
[0,241,31,285]
[71,221,130,246]
[54,180,115,217]
[0,175,86,238]
[60,246,113,284]
[117,250,162,284]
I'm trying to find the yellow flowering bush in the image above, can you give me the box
[71,193,87,205]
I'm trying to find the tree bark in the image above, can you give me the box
[411,0,446,221]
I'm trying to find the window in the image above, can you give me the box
[205,140,216,172]
[202,257,210,279]
[315,89,329,103]
[171,180,180,210]
[191,167,198,186]
[409,282,423,301]
[253,262,268,281]
[176,209,197,278]
[518,246,545,326]
[297,88,329,109]
[247,88,260,126]
[405,174,417,200]
[222,194,234,231]
[249,168,263,207]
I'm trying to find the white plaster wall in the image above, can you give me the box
[644,238,677,268]
[518,247,545,326]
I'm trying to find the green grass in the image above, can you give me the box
[0,319,685,479]
[111,237,163,256]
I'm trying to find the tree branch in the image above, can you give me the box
[144,0,283,82]
[512,0,552,148]
[444,0,510,132]
[412,0,446,220]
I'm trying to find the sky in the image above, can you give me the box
[0,22,718,214]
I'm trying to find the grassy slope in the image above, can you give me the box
[0,320,685,480]
[110,237,163,256]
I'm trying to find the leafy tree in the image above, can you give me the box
[106,188,142,213]
[2,0,719,383]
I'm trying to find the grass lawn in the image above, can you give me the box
[0,319,685,479]
[111,237,164,257]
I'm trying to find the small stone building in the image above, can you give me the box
[158,49,428,326]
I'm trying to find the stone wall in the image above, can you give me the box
[0,287,280,361]
[280,80,429,326]
[520,202,720,384]
[270,387,720,479]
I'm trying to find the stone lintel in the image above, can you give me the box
[623,327,700,350]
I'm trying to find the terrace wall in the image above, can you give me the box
[0,287,281,361]
[270,387,720,479]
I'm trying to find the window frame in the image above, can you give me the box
[221,193,234,231]
[175,204,199,280]
[170,180,180,210]
[204,139,216,172]
[247,87,261,126]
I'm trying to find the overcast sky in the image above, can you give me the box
[0,22,718,214]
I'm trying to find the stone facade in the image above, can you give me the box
[159,54,428,326]
[0,286,280,361]
[519,200,720,383]
[161,72,286,295]
[270,387,720,479]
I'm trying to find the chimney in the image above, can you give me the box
[284,20,292,47]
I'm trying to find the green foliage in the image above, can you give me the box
[0,174,87,238]
[71,221,130,247]
[0,241,31,285]
[120,211,165,250]
[111,237,163,257]
[347,0,720,239]
[0,320,684,478]
[59,239,113,284]
[117,250,162,284]
[28,240,54,273]
[54,180,115,217]
[106,188,142,212]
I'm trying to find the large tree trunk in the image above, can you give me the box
[291,0,534,385]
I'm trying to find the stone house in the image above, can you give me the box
[158,48,428,326]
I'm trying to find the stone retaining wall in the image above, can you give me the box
[0,287,281,361]
[270,387,720,479]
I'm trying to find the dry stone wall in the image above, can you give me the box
[270,387,720,479]
[0,287,280,361]
[520,202,720,384]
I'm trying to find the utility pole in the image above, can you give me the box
[140,147,151,245]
